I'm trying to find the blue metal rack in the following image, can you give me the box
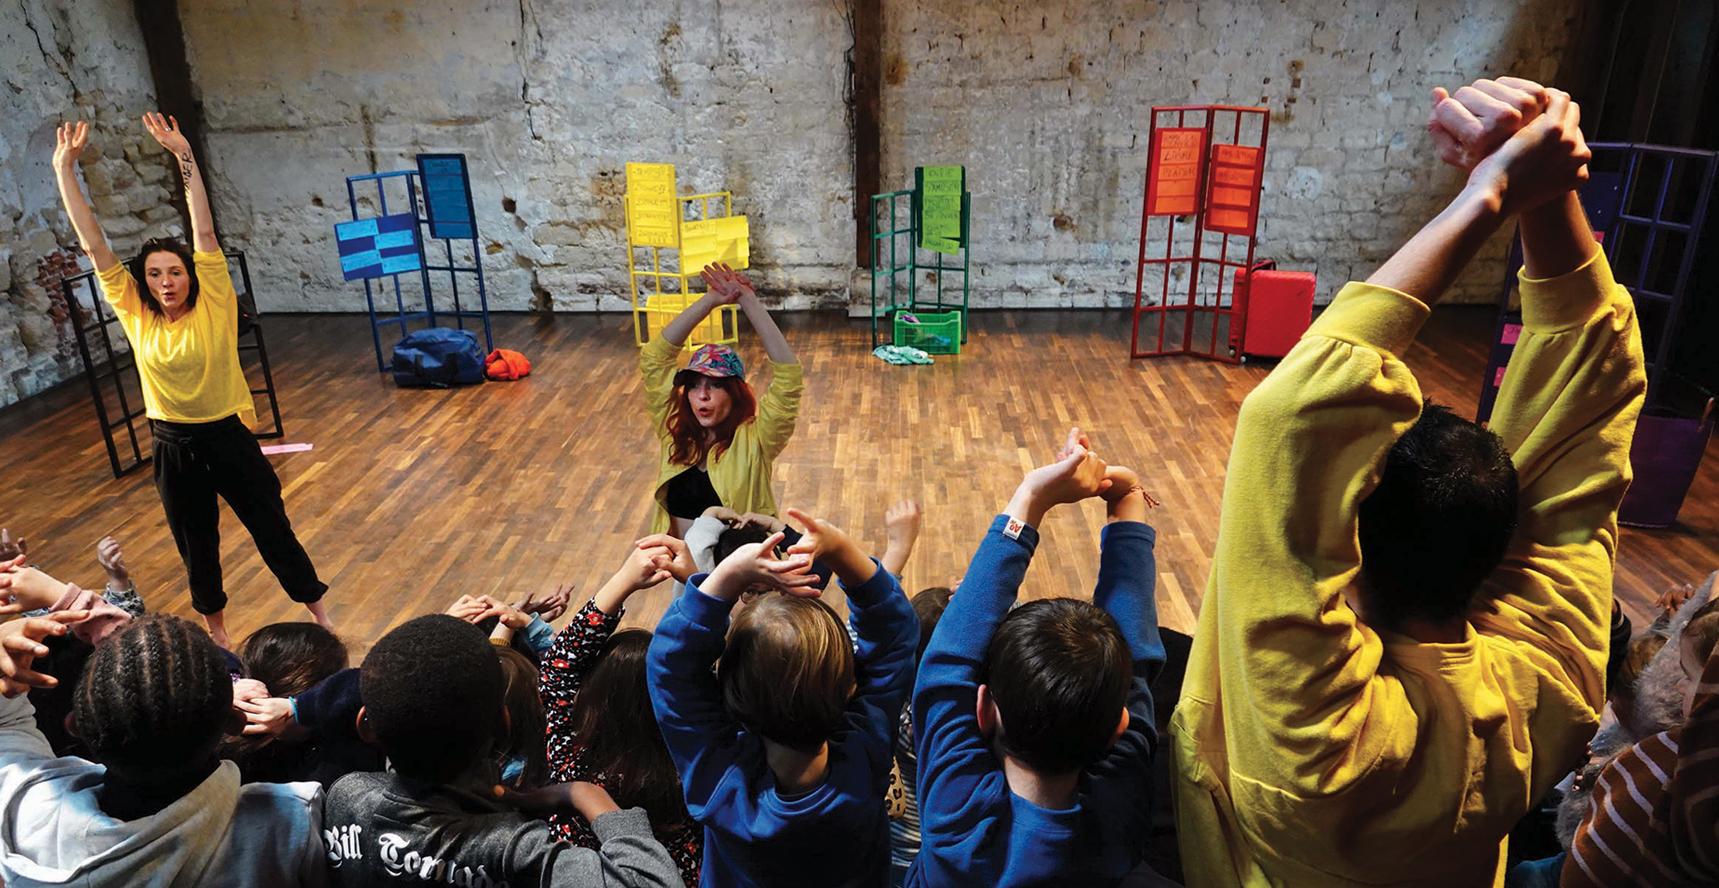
[344,155,494,372]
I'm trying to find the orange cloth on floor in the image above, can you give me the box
[485,349,531,381]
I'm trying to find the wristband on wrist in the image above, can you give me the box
[1120,485,1160,509]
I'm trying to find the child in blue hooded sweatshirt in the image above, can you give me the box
[647,507,917,887]
[907,428,1168,887]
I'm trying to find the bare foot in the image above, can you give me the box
[204,611,231,649]
[304,600,336,633]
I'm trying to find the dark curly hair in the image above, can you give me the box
[361,615,505,782]
[127,237,200,316]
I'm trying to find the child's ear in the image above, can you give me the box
[1109,706,1130,750]
[63,712,80,741]
[975,684,999,738]
[355,706,379,746]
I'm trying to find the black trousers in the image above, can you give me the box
[151,416,327,615]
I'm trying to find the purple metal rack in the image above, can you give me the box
[1479,142,1717,421]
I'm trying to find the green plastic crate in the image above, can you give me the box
[893,309,963,354]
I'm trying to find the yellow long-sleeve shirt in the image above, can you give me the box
[1170,249,1645,887]
[96,251,255,427]
[639,335,803,536]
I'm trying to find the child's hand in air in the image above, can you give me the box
[703,532,818,601]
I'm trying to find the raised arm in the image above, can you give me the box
[659,290,732,348]
[541,548,675,758]
[1479,212,1641,703]
[52,122,120,272]
[1428,77,1597,281]
[700,263,803,459]
[1430,81,1642,707]
[1082,469,1165,841]
[642,280,737,433]
[740,292,794,362]
[700,263,794,364]
[879,500,922,579]
[142,113,216,253]
[1205,94,1592,793]
[646,533,817,820]
[913,436,1109,826]
[0,613,91,785]
[783,509,917,734]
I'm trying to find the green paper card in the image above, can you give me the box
[917,165,965,254]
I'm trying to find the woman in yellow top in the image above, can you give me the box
[640,263,802,538]
[53,116,329,648]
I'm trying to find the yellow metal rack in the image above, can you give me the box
[625,162,750,348]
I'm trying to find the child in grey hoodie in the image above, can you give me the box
[0,609,326,887]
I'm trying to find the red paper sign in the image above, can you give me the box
[1145,128,1207,216]
[1205,143,1264,236]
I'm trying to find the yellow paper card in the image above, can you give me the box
[681,215,750,271]
[626,162,679,248]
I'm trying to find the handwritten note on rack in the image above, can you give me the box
[918,165,965,255]
[626,162,680,248]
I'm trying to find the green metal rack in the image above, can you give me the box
[869,176,971,349]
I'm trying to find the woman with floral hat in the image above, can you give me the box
[639,263,802,537]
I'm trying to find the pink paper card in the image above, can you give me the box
[1500,323,1522,345]
[260,443,314,456]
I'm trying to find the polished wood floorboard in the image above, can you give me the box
[2,308,1714,658]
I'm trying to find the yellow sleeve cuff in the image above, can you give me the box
[1517,248,1621,333]
[1304,282,1431,360]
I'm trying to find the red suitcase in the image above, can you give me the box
[1233,261,1315,360]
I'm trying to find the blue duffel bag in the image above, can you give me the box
[391,327,486,388]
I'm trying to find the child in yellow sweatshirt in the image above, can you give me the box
[1171,78,1646,887]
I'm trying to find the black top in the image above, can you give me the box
[664,466,722,519]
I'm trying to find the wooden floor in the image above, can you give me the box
[3,308,1715,659]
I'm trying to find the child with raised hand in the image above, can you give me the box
[646,510,918,887]
[540,543,704,887]
[907,427,1167,887]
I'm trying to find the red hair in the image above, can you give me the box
[666,375,757,466]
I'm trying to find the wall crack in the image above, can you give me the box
[517,0,544,141]
[17,0,75,93]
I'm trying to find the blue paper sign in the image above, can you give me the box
[335,213,421,281]
[417,153,476,240]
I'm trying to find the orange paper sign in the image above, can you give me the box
[1145,128,1207,216]
[1204,144,1263,236]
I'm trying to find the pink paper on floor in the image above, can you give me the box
[260,443,314,455]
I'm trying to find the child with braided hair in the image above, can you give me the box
[0,611,326,886]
